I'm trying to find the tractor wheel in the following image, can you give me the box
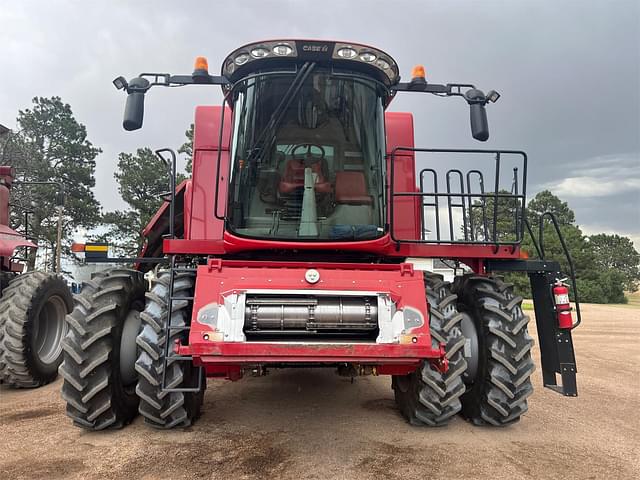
[453,275,535,426]
[59,268,145,430]
[135,271,205,429]
[0,272,73,388]
[392,274,467,426]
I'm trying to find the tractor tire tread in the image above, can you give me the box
[59,268,144,430]
[0,272,72,387]
[454,275,535,426]
[393,273,467,427]
[135,271,204,429]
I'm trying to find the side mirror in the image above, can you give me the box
[123,77,150,131]
[465,89,489,142]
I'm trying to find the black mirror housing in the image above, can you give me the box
[470,103,489,141]
[465,88,490,141]
[122,77,150,131]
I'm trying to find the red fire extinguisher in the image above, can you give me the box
[553,279,573,329]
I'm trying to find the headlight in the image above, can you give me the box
[337,47,357,59]
[250,47,269,58]
[376,58,390,70]
[273,43,293,56]
[359,52,376,63]
[234,53,250,65]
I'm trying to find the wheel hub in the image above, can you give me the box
[459,311,480,384]
[120,310,141,385]
[33,294,68,365]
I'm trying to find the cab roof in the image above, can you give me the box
[221,39,400,87]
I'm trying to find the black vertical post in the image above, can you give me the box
[530,269,578,396]
[492,152,501,243]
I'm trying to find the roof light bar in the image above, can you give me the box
[222,40,399,85]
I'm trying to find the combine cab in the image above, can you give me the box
[0,166,73,388]
[61,40,579,429]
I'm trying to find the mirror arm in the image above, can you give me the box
[123,72,231,89]
[115,72,231,95]
[167,74,230,86]
[390,82,476,95]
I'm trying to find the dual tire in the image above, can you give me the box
[393,273,535,427]
[60,268,204,430]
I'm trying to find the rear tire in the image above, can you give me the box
[0,272,73,388]
[135,271,205,429]
[392,274,466,426]
[453,275,535,426]
[59,268,145,430]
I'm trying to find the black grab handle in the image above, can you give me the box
[538,211,582,329]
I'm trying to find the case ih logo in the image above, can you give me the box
[302,44,329,53]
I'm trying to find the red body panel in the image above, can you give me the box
[186,105,231,242]
[0,167,35,271]
[183,260,440,375]
[0,224,36,270]
[385,112,421,242]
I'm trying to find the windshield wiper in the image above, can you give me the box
[248,61,316,164]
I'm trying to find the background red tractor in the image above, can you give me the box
[61,40,579,430]
[0,166,73,388]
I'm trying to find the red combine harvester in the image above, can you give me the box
[61,40,580,430]
[0,166,73,388]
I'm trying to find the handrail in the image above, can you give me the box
[389,147,527,247]
[538,211,582,329]
[155,148,177,239]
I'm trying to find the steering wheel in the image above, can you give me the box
[291,143,326,164]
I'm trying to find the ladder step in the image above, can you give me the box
[167,326,191,332]
[167,355,194,361]
[169,296,195,301]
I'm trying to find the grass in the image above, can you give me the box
[610,291,640,309]
[520,292,640,310]
[522,301,534,311]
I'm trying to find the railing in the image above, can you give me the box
[390,148,528,248]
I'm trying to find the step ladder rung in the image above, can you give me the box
[166,355,194,361]
[167,325,191,332]
[161,257,202,393]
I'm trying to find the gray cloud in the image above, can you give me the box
[1,0,638,243]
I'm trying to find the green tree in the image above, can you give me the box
[101,147,187,255]
[4,97,101,269]
[468,190,629,303]
[588,233,640,292]
[526,190,575,225]
[178,123,194,173]
[467,190,521,243]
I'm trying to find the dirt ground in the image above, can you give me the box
[1,303,639,480]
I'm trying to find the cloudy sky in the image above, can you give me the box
[1,1,638,244]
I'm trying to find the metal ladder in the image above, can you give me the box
[160,256,204,393]
[154,148,204,394]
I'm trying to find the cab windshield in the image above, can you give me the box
[228,68,386,241]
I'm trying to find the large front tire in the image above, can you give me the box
[135,271,205,429]
[0,272,73,388]
[453,275,535,426]
[59,269,145,430]
[392,274,467,426]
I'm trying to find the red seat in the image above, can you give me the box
[335,171,372,205]
[278,159,332,194]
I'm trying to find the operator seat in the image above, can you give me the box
[278,158,332,194]
[335,171,372,205]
